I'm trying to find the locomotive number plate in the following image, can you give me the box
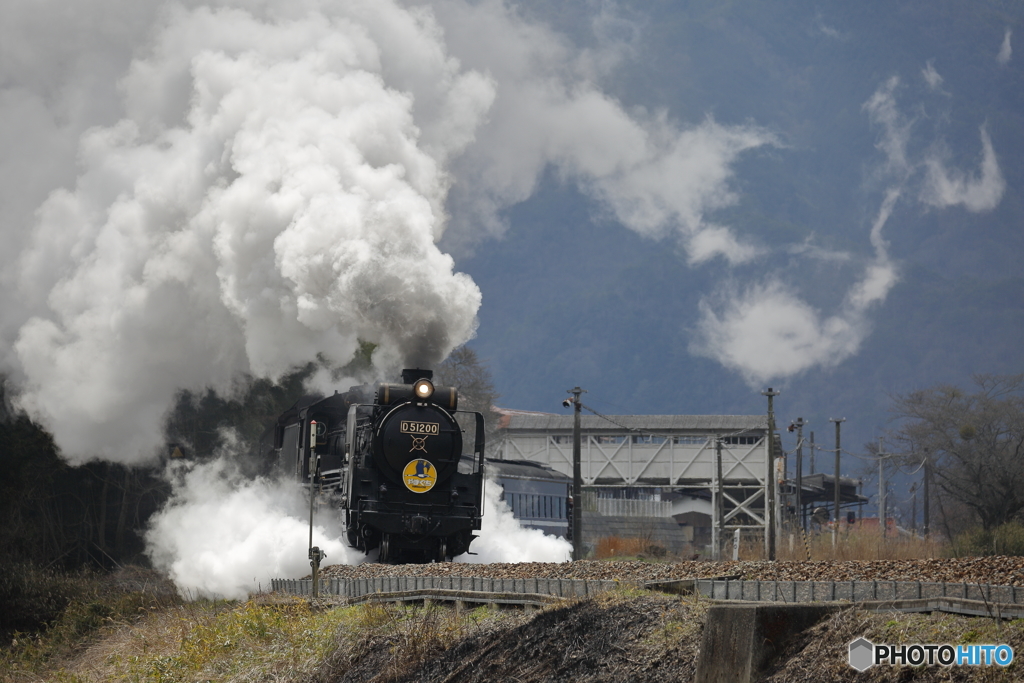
[401,421,439,435]
[403,459,437,493]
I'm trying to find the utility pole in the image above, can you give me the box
[878,439,888,543]
[857,479,863,528]
[567,387,585,561]
[712,437,724,561]
[792,418,806,531]
[762,388,781,560]
[308,420,323,599]
[910,482,918,534]
[809,431,816,475]
[922,449,930,538]
[830,418,845,548]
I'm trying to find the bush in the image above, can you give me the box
[951,521,1024,557]
[0,561,91,637]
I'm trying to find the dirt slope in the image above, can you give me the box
[320,594,1024,683]
[322,593,706,683]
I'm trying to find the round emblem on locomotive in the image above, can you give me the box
[402,459,437,493]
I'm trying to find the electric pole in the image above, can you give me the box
[792,418,806,531]
[910,482,918,534]
[878,438,888,543]
[712,437,724,561]
[809,431,816,475]
[922,449,930,538]
[830,417,845,548]
[568,387,585,561]
[762,388,780,561]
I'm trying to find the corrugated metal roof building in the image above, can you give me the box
[496,413,769,487]
[493,411,776,555]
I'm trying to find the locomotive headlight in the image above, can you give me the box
[413,378,434,400]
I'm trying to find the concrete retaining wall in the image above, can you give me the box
[271,575,1024,610]
[271,576,622,599]
[695,603,843,683]
[693,579,1024,604]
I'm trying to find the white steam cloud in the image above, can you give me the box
[145,457,359,600]
[430,0,777,258]
[457,479,572,564]
[7,3,491,464]
[145,464,569,599]
[2,0,778,465]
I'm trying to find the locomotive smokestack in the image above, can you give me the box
[401,368,434,384]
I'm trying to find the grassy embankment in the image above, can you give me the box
[7,526,1024,683]
[6,568,1024,683]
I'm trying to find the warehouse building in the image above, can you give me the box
[492,412,772,556]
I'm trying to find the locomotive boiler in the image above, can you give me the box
[272,368,485,563]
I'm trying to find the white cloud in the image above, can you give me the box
[786,237,852,263]
[921,127,1006,212]
[2,0,1006,461]
[688,224,763,265]
[862,76,913,178]
[692,69,1008,386]
[692,191,898,386]
[693,280,859,385]
[922,60,943,90]
[813,12,845,40]
[998,28,1012,65]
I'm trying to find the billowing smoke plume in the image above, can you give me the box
[6,1,1007,469]
[458,479,572,564]
[2,0,781,465]
[145,461,567,598]
[6,3,491,464]
[145,455,360,599]
[435,0,777,261]
[691,75,1005,386]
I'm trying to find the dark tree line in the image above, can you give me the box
[0,365,316,570]
[0,391,168,568]
[434,345,502,445]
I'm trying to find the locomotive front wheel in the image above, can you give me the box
[379,534,391,563]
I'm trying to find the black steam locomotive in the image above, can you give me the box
[272,368,485,562]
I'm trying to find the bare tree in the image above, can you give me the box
[889,374,1024,531]
[434,346,501,442]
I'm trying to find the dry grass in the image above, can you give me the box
[1,586,528,683]
[1,593,353,683]
[595,536,648,559]
[594,535,669,560]
[736,527,947,562]
[593,528,946,563]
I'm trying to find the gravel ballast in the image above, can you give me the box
[313,557,1024,586]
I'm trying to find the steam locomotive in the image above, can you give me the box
[271,368,485,563]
